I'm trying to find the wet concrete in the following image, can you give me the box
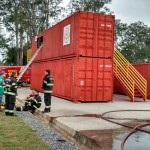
[113,131,150,150]
[79,125,150,150]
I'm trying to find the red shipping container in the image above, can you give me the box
[30,57,113,102]
[133,64,150,98]
[113,77,125,95]
[32,11,115,62]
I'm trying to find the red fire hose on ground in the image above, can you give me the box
[100,110,150,150]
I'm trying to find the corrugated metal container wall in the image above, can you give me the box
[113,77,125,95]
[30,57,113,102]
[133,64,150,98]
[32,11,115,61]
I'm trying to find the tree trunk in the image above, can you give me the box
[15,24,19,65]
[19,32,23,65]
[45,0,50,28]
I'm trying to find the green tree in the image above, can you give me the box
[0,0,21,65]
[115,19,128,48]
[0,35,8,49]
[0,0,62,65]
[68,0,112,13]
[3,44,30,65]
[21,0,62,40]
[115,21,150,63]
[0,35,9,64]
[3,47,17,65]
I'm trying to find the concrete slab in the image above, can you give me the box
[16,87,150,150]
[17,88,150,117]
[17,87,150,130]
[54,117,121,131]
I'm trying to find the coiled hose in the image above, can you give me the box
[100,110,150,150]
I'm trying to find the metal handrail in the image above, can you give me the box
[114,60,134,101]
[114,48,147,101]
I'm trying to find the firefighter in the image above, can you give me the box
[42,69,54,113]
[16,89,42,113]
[5,72,17,116]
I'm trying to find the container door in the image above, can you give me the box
[75,57,96,101]
[97,15,115,58]
[78,12,95,57]
[97,59,113,101]
[64,60,74,98]
[75,57,113,102]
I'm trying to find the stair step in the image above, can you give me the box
[135,94,142,97]
[135,96,142,98]
[114,48,147,102]
[134,92,140,94]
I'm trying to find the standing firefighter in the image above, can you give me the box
[5,72,17,116]
[42,69,54,113]
[16,89,42,113]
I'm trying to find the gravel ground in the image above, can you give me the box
[16,111,79,150]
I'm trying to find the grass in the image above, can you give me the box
[0,111,51,150]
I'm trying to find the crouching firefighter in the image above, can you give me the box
[16,89,42,113]
[42,69,54,113]
[5,72,17,116]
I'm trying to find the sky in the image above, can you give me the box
[61,0,150,26]
[107,0,150,26]
[1,0,150,60]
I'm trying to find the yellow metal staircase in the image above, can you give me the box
[114,48,147,102]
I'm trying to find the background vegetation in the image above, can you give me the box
[0,0,150,65]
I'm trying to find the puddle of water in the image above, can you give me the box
[113,131,150,150]
[79,126,150,150]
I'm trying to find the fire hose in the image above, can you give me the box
[100,110,150,150]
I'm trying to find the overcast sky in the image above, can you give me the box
[107,0,150,26]
[62,0,150,26]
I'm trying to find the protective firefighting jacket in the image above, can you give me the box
[42,75,54,94]
[25,94,42,110]
[17,94,42,111]
[30,94,42,109]
[5,76,17,96]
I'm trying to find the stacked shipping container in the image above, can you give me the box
[31,11,115,102]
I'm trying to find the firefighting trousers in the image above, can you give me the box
[5,95,16,115]
[16,101,34,112]
[44,93,51,108]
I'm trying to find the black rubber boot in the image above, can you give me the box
[9,113,15,116]
[42,108,50,113]
[16,107,21,111]
[47,107,50,112]
[5,112,9,115]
